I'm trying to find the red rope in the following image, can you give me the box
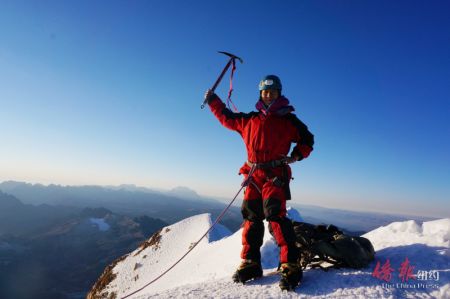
[226,58,239,112]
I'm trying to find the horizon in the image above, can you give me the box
[1,1,449,219]
[0,179,445,219]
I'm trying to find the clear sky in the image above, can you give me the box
[1,1,449,218]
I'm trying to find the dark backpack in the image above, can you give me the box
[292,221,375,270]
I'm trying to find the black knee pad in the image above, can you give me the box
[263,198,282,221]
[242,199,264,222]
[244,220,264,246]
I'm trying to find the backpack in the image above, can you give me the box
[292,221,375,270]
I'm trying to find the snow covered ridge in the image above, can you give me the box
[363,218,450,250]
[87,212,450,299]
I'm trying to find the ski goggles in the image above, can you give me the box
[260,79,274,87]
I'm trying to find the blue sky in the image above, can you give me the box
[1,1,449,217]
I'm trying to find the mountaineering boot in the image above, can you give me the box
[279,262,302,291]
[232,260,263,283]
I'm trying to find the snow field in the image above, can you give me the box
[98,211,450,298]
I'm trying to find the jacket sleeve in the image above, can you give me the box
[288,114,314,160]
[208,94,252,135]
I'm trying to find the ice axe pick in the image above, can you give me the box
[201,51,243,109]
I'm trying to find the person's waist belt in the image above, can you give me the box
[246,159,287,169]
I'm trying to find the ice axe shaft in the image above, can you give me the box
[211,59,232,93]
[212,51,243,92]
[201,51,243,109]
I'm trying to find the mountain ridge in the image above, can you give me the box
[0,180,243,230]
[0,180,437,232]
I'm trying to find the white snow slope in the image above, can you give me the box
[96,211,450,299]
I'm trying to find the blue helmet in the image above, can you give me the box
[258,75,282,91]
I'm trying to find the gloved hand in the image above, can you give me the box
[204,89,216,104]
[285,155,302,164]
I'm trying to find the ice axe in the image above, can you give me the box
[201,51,243,109]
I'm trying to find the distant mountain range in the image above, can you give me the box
[0,191,81,236]
[0,180,436,233]
[0,191,167,299]
[0,181,242,230]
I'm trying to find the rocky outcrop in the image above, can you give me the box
[86,228,165,299]
[86,254,127,299]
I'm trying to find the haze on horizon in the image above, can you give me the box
[0,179,446,220]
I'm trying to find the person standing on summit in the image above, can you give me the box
[204,75,314,291]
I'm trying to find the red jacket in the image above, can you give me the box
[209,95,314,166]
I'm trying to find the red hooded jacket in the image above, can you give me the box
[209,95,314,167]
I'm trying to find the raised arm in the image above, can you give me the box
[205,90,254,134]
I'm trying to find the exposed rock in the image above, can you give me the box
[134,229,162,256]
[87,228,165,298]
[133,262,142,270]
[86,254,127,299]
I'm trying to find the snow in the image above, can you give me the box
[287,206,304,222]
[89,217,110,231]
[95,210,450,299]
[363,218,450,250]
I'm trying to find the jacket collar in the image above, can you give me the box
[255,96,295,116]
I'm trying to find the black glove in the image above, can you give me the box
[285,154,303,164]
[285,156,298,164]
[204,89,217,104]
